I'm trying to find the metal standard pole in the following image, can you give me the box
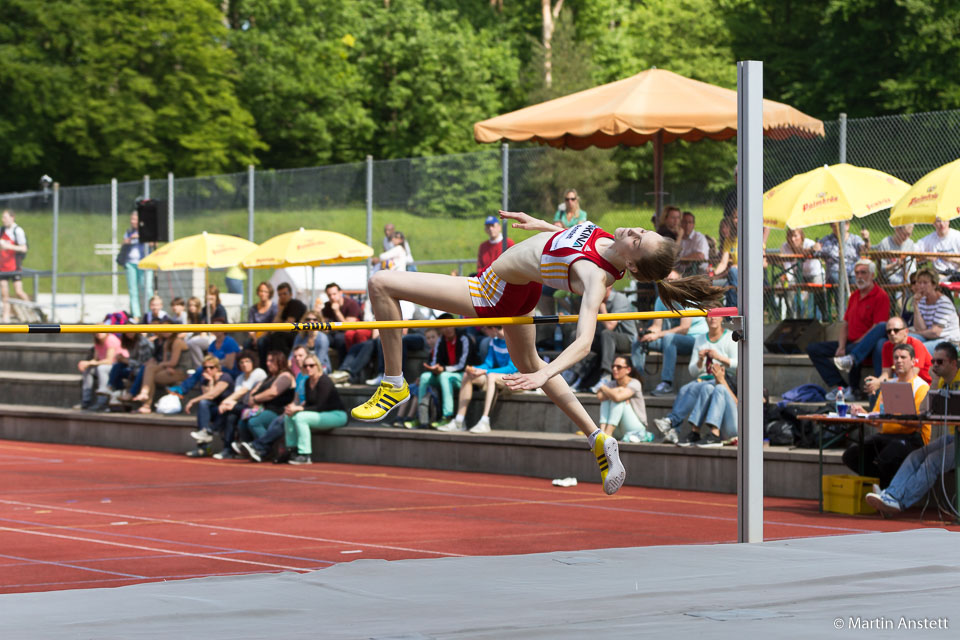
[143,174,150,200]
[366,155,373,282]
[167,172,174,243]
[247,164,255,311]
[501,143,509,251]
[111,178,118,301]
[838,113,847,164]
[737,60,764,543]
[51,183,59,322]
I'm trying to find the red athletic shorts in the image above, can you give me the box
[468,268,542,318]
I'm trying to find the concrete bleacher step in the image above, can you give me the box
[0,341,92,375]
[0,371,81,408]
[0,403,847,500]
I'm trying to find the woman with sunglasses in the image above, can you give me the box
[185,356,236,445]
[352,209,724,496]
[553,189,587,229]
[596,356,650,442]
[282,354,347,465]
[290,310,333,375]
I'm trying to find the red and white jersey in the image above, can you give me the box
[539,222,624,293]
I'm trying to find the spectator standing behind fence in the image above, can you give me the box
[918,216,960,276]
[712,214,738,308]
[597,356,650,442]
[372,231,408,272]
[0,209,30,323]
[437,326,517,433]
[382,222,415,271]
[846,343,929,488]
[875,224,915,284]
[652,315,738,446]
[282,353,348,465]
[477,215,514,274]
[553,189,587,228]
[910,268,960,353]
[633,270,709,396]
[814,220,866,285]
[117,210,154,317]
[864,342,960,515]
[75,332,125,411]
[807,259,890,401]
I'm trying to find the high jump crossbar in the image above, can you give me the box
[0,307,738,335]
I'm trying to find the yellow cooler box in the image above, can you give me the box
[822,474,880,515]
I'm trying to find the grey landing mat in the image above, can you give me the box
[1,529,958,640]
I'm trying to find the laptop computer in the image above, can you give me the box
[926,387,960,418]
[879,382,919,416]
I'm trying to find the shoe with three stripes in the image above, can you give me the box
[350,380,410,422]
[592,431,626,495]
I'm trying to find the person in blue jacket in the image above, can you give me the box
[437,326,519,434]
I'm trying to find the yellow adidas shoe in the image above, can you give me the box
[351,380,410,422]
[592,431,626,495]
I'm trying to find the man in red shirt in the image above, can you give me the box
[475,215,514,275]
[806,259,890,399]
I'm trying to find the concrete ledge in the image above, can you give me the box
[0,404,846,499]
[0,341,91,374]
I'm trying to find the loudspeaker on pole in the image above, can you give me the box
[136,199,167,243]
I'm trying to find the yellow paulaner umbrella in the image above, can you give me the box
[889,157,960,226]
[240,228,373,268]
[139,232,259,270]
[763,163,910,230]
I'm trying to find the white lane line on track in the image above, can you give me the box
[0,526,311,572]
[0,498,466,557]
[0,551,146,579]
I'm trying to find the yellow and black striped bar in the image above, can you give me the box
[1,307,738,335]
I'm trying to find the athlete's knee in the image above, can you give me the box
[368,270,398,298]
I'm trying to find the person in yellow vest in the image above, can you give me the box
[847,343,929,488]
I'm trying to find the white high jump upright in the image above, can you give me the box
[737,60,764,543]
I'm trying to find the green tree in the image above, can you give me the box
[351,0,520,159]
[226,0,375,168]
[722,0,960,118]
[0,0,263,191]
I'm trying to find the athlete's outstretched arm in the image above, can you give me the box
[499,210,558,234]
[502,268,607,391]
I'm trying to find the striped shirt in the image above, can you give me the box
[916,294,960,341]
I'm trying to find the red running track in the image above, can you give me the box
[0,439,957,594]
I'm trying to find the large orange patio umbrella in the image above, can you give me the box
[474,68,825,214]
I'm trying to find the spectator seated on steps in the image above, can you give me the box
[865,342,960,515]
[652,315,738,448]
[843,343,930,490]
[168,319,241,399]
[280,353,348,465]
[76,331,126,411]
[208,350,267,460]
[105,330,153,406]
[290,310,332,374]
[131,330,190,414]
[908,267,960,355]
[436,326,518,433]
[853,317,931,400]
[596,356,651,443]
[561,284,638,393]
[185,285,229,369]
[631,269,708,396]
[234,350,297,462]
[140,294,170,324]
[806,258,890,401]
[184,355,236,446]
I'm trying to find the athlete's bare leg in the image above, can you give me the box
[501,322,599,438]
[366,270,475,378]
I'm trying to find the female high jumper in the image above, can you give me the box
[351,210,725,495]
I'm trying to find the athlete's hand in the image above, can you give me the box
[498,210,554,233]
[502,369,549,391]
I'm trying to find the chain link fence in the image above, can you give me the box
[3,109,960,322]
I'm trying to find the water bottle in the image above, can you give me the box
[836,387,847,417]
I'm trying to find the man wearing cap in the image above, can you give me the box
[476,215,514,274]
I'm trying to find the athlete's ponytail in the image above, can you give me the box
[627,237,726,311]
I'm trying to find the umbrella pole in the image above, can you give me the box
[653,131,664,220]
[837,224,848,318]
